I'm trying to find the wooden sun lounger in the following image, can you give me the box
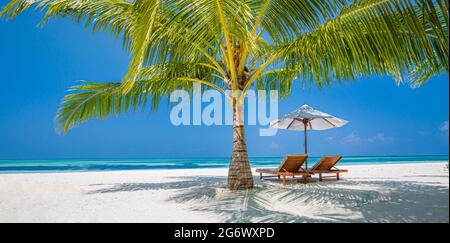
[309,156,348,181]
[256,155,311,186]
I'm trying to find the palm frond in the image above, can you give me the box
[282,0,448,87]
[121,0,163,92]
[56,61,223,132]
[257,68,298,99]
[1,0,134,41]
[56,81,149,133]
[260,0,349,44]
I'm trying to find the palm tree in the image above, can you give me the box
[1,0,448,190]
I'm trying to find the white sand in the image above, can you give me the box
[0,163,448,223]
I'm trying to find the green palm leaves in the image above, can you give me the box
[284,0,449,87]
[55,62,220,132]
[1,0,448,133]
[1,1,134,37]
[122,0,160,92]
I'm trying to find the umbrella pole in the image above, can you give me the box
[303,120,308,169]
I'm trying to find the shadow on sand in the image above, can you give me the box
[87,176,449,223]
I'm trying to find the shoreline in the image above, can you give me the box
[0,163,448,223]
[1,154,448,160]
[0,162,446,179]
[0,161,447,175]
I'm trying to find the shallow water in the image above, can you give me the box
[0,156,447,174]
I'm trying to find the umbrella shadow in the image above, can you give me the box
[86,176,449,223]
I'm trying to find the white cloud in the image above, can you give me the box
[269,142,281,149]
[340,132,394,145]
[340,133,362,145]
[440,121,449,140]
[440,121,449,133]
[368,133,393,143]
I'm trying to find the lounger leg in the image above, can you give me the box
[278,175,281,181]
[303,175,308,184]
[319,173,323,182]
[282,175,286,186]
[337,173,340,181]
[260,173,263,180]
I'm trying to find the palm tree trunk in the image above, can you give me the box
[228,96,254,190]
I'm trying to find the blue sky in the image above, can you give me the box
[0,9,448,159]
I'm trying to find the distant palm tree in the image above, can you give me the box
[1,0,448,190]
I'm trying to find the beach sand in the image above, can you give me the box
[0,163,448,223]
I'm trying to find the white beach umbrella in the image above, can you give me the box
[270,104,348,168]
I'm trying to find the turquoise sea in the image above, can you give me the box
[0,156,447,174]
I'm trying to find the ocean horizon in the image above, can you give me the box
[0,155,447,174]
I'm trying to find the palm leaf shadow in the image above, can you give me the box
[87,175,449,223]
